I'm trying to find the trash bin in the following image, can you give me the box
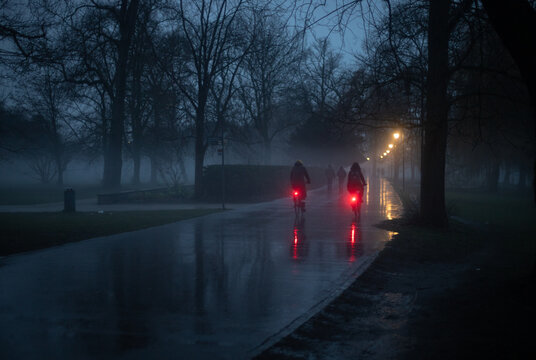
[64,188,76,213]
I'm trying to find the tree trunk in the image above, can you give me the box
[102,0,139,189]
[503,162,511,186]
[487,158,500,192]
[194,98,207,199]
[481,0,536,282]
[420,0,450,227]
[394,150,400,183]
[132,149,141,185]
[263,140,271,165]
[481,0,536,203]
[56,161,64,186]
[150,156,158,184]
[55,150,64,186]
[179,156,188,183]
[518,162,527,190]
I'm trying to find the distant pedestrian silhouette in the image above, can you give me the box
[325,165,335,194]
[337,166,346,194]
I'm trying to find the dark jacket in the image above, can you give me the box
[325,166,336,181]
[347,168,366,193]
[337,167,346,182]
[291,164,311,188]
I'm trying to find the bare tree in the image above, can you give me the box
[27,70,73,184]
[304,37,344,118]
[238,9,304,164]
[45,0,140,188]
[0,0,46,62]
[99,0,140,189]
[480,0,536,203]
[169,0,248,198]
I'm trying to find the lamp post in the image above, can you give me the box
[393,132,405,189]
[402,133,405,190]
[221,122,226,210]
[393,132,400,183]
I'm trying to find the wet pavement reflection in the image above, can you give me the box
[0,177,401,359]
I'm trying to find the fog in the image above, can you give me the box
[0,0,533,219]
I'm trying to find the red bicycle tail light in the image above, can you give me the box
[294,191,299,196]
[352,196,356,202]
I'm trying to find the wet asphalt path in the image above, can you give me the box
[0,177,401,359]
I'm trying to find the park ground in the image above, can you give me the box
[255,188,536,359]
[1,184,535,359]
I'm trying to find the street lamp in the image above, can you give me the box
[393,132,400,140]
[386,150,390,154]
[388,144,394,149]
[366,157,370,161]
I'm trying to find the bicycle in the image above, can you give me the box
[349,189,364,221]
[292,189,305,219]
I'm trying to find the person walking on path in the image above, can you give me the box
[325,165,336,194]
[337,166,347,194]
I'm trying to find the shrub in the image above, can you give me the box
[202,165,326,202]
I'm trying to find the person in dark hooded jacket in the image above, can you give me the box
[347,162,366,196]
[290,160,311,203]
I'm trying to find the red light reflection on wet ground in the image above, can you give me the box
[291,225,307,260]
[348,222,361,262]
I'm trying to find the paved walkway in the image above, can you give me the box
[0,177,402,359]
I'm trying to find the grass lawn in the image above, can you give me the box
[389,186,536,275]
[446,190,536,233]
[0,184,195,205]
[0,209,220,256]
[445,190,536,275]
[0,184,104,205]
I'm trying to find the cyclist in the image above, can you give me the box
[290,160,311,211]
[347,162,366,201]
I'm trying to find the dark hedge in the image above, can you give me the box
[202,165,327,202]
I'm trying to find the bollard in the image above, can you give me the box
[64,188,76,213]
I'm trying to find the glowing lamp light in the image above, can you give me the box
[393,132,400,140]
[294,191,299,196]
[352,196,356,202]
[366,157,370,161]
[380,155,384,159]
[383,152,387,156]
[388,144,394,149]
[386,150,390,154]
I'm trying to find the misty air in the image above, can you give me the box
[1,0,535,359]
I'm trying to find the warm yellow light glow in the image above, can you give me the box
[380,155,383,159]
[393,132,400,139]
[366,157,370,161]
[383,152,387,156]
[386,150,390,154]
[388,144,394,149]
